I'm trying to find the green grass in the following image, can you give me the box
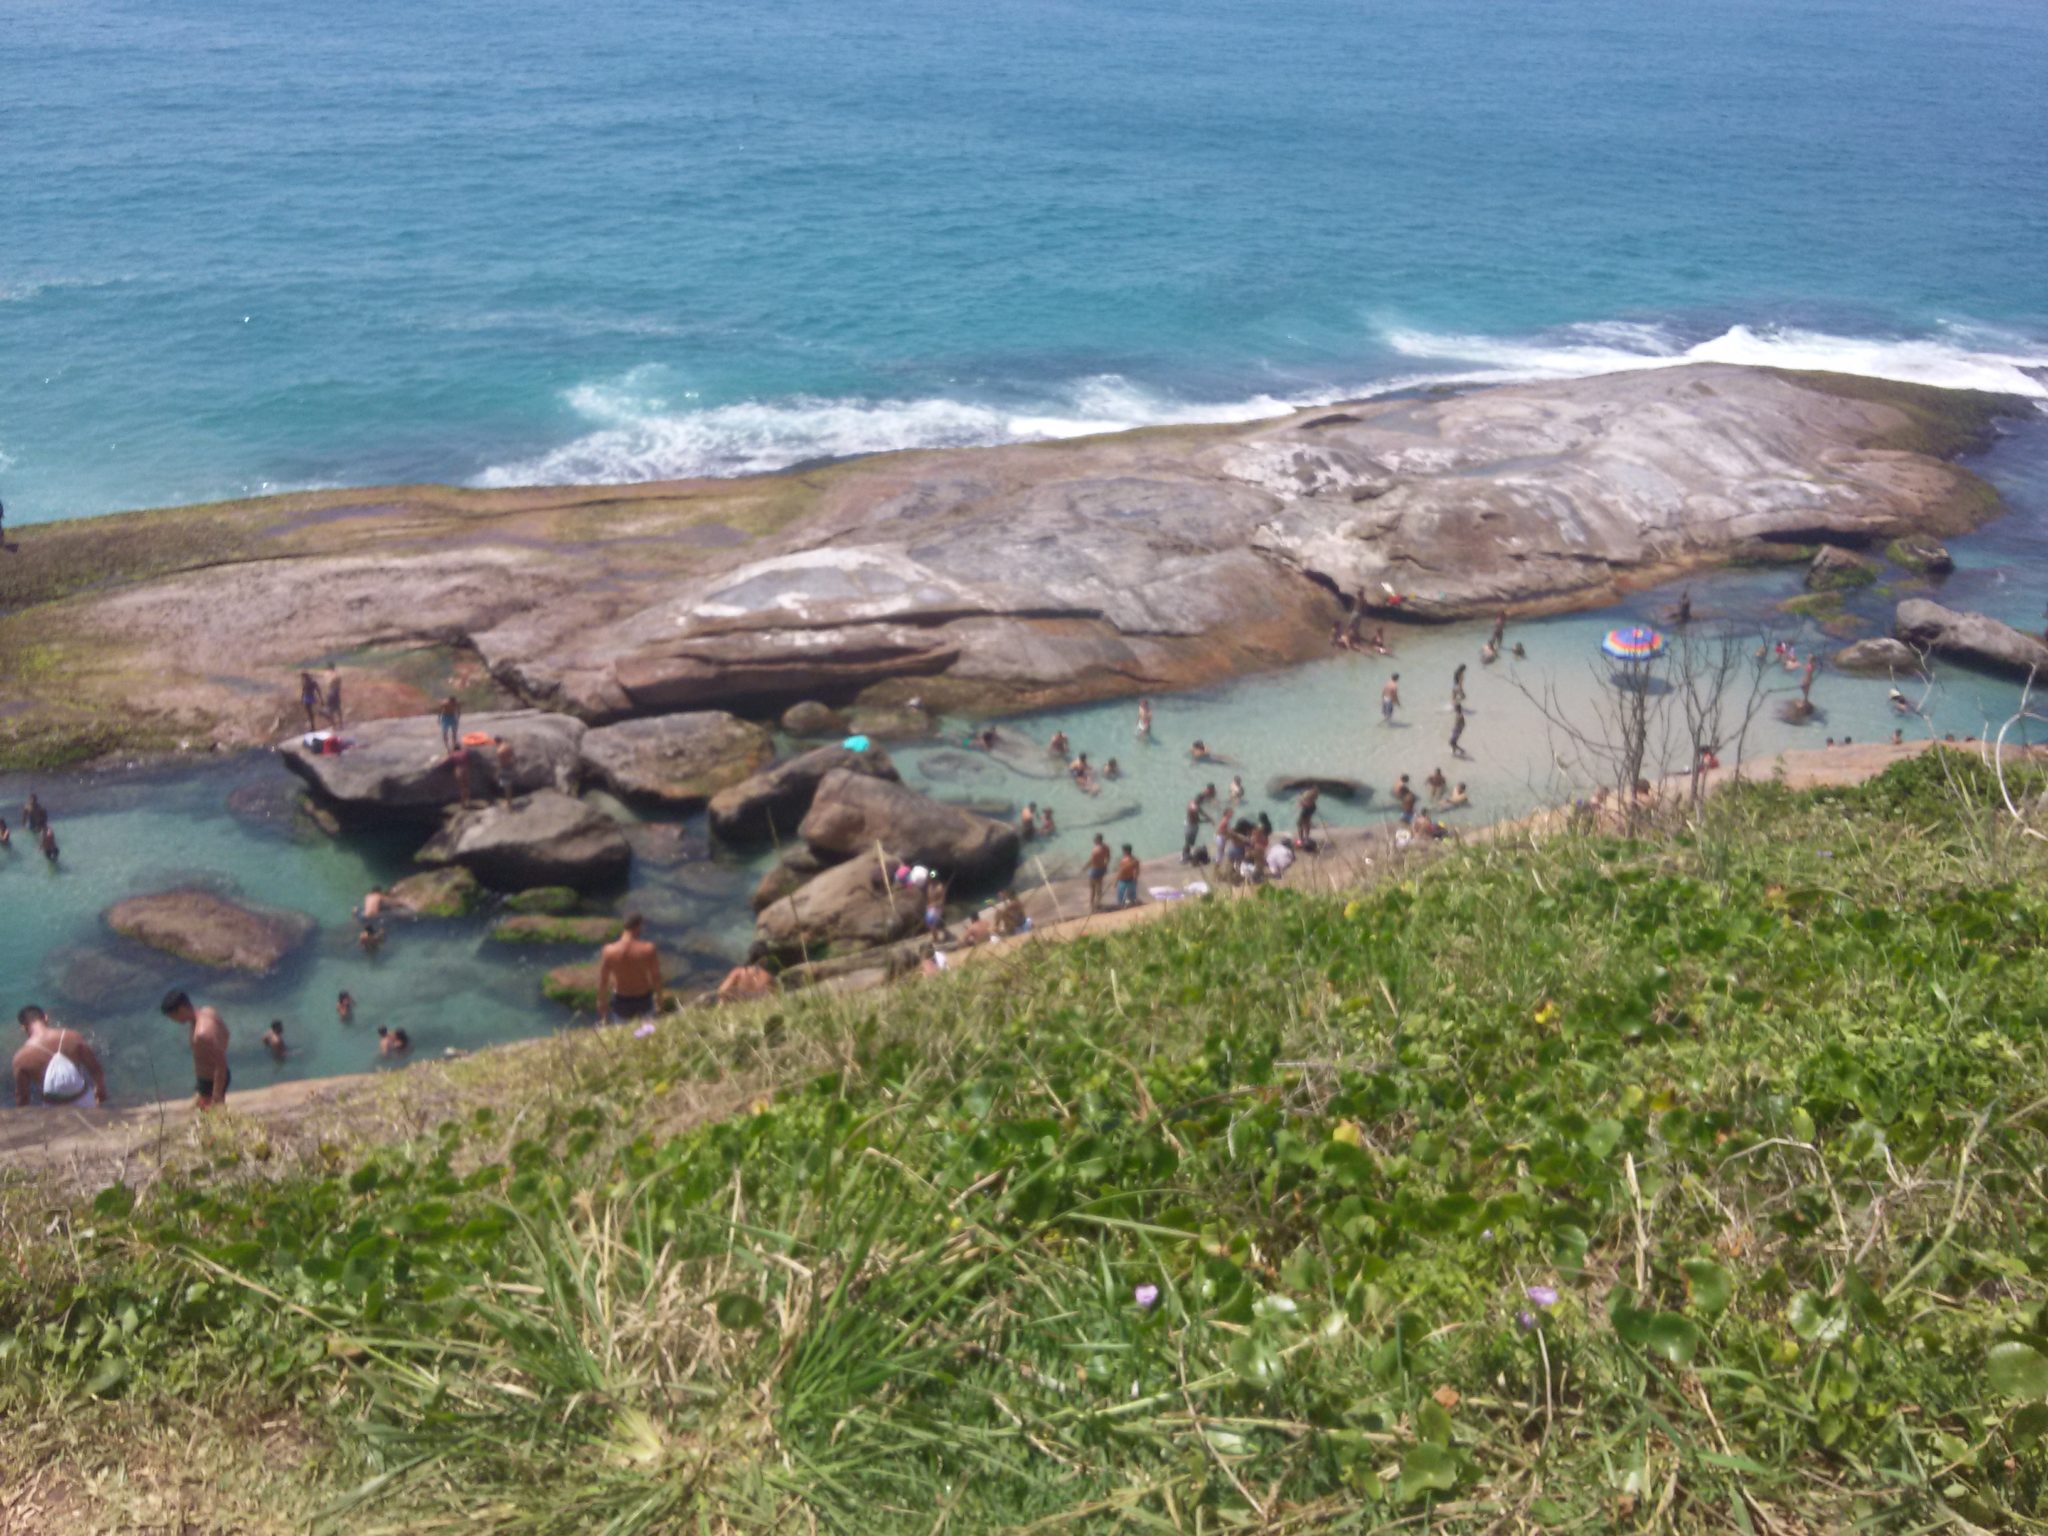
[6,751,2048,1532]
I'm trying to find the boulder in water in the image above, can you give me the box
[389,866,483,918]
[541,963,601,1012]
[780,700,850,737]
[752,845,830,912]
[1886,534,1954,575]
[416,791,631,892]
[488,914,623,946]
[707,744,899,844]
[1894,599,2048,678]
[799,769,1019,885]
[1833,637,1924,675]
[104,888,316,973]
[282,710,586,815]
[577,711,772,809]
[505,885,581,915]
[1806,545,1877,591]
[753,856,926,963]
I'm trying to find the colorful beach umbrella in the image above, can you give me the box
[1600,625,1666,661]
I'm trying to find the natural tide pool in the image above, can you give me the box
[5,415,2045,1110]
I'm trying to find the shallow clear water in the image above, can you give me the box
[2,0,2045,519]
[7,419,2044,1108]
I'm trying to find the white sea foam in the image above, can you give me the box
[1378,320,2048,399]
[474,320,2048,490]
[472,372,1302,488]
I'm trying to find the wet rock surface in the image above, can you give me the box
[282,711,585,813]
[707,745,899,845]
[416,791,631,892]
[104,888,316,973]
[577,711,772,809]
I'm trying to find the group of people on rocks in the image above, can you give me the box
[0,789,61,864]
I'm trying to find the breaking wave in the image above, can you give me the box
[474,320,2048,489]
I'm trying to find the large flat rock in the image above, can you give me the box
[105,888,316,973]
[752,856,927,963]
[578,711,773,809]
[416,790,631,892]
[1894,599,2048,678]
[17,365,2019,766]
[281,710,586,813]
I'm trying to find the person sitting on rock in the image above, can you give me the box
[717,962,776,1003]
[1447,782,1470,808]
[993,890,1028,938]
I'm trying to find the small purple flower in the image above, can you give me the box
[633,1021,657,1040]
[1525,1285,1558,1309]
[1517,1310,1538,1331]
[1134,1284,1160,1310]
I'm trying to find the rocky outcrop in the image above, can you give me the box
[105,888,315,973]
[1833,638,1924,675]
[282,711,585,813]
[416,791,631,892]
[846,705,935,742]
[1887,535,1954,575]
[1894,600,2048,678]
[1806,546,1876,591]
[578,711,772,809]
[798,769,1020,886]
[707,745,899,845]
[389,866,483,918]
[752,845,828,911]
[781,701,849,737]
[17,366,2018,773]
[753,857,926,963]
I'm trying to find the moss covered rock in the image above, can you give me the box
[1886,534,1954,575]
[1805,546,1877,591]
[505,886,581,915]
[489,915,622,947]
[389,866,482,919]
[542,963,600,1012]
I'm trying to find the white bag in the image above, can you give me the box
[41,1050,89,1104]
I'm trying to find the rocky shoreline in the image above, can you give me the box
[0,364,2023,773]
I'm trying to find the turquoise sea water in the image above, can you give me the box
[3,0,2045,520]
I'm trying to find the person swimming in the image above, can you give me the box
[262,1020,287,1061]
[377,1025,411,1057]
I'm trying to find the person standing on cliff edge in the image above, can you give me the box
[160,989,231,1110]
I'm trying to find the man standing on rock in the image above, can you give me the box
[160,989,230,1111]
[597,914,664,1023]
[324,670,344,730]
[1181,791,1211,864]
[1086,833,1111,911]
[1114,845,1141,909]
[299,672,323,734]
[1295,786,1319,845]
[13,1006,107,1107]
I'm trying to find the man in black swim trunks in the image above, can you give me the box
[596,914,664,1023]
[161,988,231,1110]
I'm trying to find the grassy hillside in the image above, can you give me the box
[6,750,2048,1533]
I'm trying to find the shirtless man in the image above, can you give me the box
[300,672,323,733]
[1295,786,1319,844]
[324,670,345,730]
[1380,674,1401,725]
[1425,766,1448,804]
[359,886,388,921]
[717,962,776,1003]
[444,743,474,810]
[1020,803,1039,843]
[1449,702,1468,758]
[160,990,231,1110]
[1085,832,1111,911]
[596,914,664,1023]
[1114,845,1141,909]
[261,1020,287,1061]
[1136,699,1152,739]
[13,1006,107,1107]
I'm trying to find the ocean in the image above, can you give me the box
[2,0,2045,523]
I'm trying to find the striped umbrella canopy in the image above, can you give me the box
[1601,625,1666,662]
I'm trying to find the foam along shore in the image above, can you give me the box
[0,364,2022,773]
[0,736,1978,1180]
